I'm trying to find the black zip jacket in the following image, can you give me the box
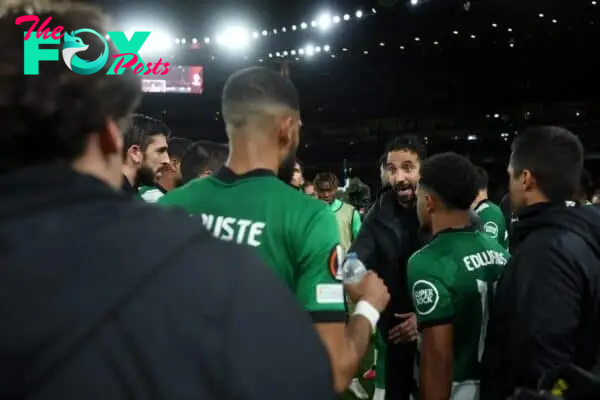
[0,164,335,400]
[481,203,600,400]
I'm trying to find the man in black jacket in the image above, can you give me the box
[350,136,425,400]
[481,126,600,399]
[0,3,335,398]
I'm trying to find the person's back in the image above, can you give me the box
[0,165,336,399]
[409,229,508,393]
[160,168,342,298]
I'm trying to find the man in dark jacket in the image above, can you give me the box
[481,126,600,399]
[350,136,425,400]
[0,3,335,398]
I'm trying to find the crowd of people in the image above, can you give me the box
[2,1,600,400]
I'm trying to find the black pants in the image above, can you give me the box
[385,341,416,400]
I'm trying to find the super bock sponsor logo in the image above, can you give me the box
[412,280,439,315]
[483,221,499,238]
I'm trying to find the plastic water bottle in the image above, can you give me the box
[341,252,367,284]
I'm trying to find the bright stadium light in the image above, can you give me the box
[252,31,259,38]
[324,44,331,52]
[333,15,341,23]
[298,48,305,55]
[355,10,363,18]
[305,45,315,56]
[204,37,210,43]
[300,22,308,29]
[343,14,350,20]
[216,26,251,50]
[317,13,332,29]
[139,31,172,53]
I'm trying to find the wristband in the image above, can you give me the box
[353,300,380,332]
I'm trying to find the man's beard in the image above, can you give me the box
[277,150,297,185]
[136,165,156,187]
[393,181,416,207]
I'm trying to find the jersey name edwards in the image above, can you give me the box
[201,213,265,247]
[463,250,507,271]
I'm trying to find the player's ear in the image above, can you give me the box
[277,115,295,148]
[424,193,436,214]
[98,118,122,157]
[521,169,536,192]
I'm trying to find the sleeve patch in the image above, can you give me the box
[316,283,345,304]
[412,280,439,316]
[483,221,499,238]
[328,244,344,280]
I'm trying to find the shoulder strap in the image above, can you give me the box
[17,208,206,397]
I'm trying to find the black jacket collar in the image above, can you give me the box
[0,164,130,219]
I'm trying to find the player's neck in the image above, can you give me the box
[472,191,488,208]
[226,137,279,175]
[430,211,472,235]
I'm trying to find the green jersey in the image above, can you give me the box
[158,168,346,322]
[138,185,165,203]
[408,227,509,395]
[474,199,508,249]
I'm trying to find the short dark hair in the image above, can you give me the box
[122,114,171,159]
[181,140,228,184]
[511,126,583,203]
[420,152,479,210]
[314,172,339,189]
[167,137,193,161]
[221,67,300,128]
[0,1,141,172]
[384,135,427,161]
[474,166,489,190]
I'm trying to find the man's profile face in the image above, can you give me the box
[507,159,527,213]
[139,134,169,185]
[386,149,421,204]
[290,162,303,187]
[304,183,318,198]
[316,181,336,204]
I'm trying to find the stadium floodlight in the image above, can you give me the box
[333,15,341,23]
[204,37,210,43]
[298,48,305,55]
[324,44,330,52]
[410,0,418,5]
[343,14,350,21]
[216,26,251,50]
[315,46,321,52]
[252,31,259,38]
[140,31,173,53]
[355,10,363,18]
[192,38,198,44]
[305,45,315,56]
[310,20,317,27]
[317,13,332,29]
[292,25,297,30]
[262,30,268,36]
[282,27,287,32]
[175,38,181,44]
[291,49,296,55]
[300,22,308,29]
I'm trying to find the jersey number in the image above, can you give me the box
[476,279,497,362]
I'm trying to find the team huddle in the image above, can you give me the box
[129,67,513,400]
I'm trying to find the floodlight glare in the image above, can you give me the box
[318,13,332,29]
[305,45,315,56]
[218,26,251,50]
